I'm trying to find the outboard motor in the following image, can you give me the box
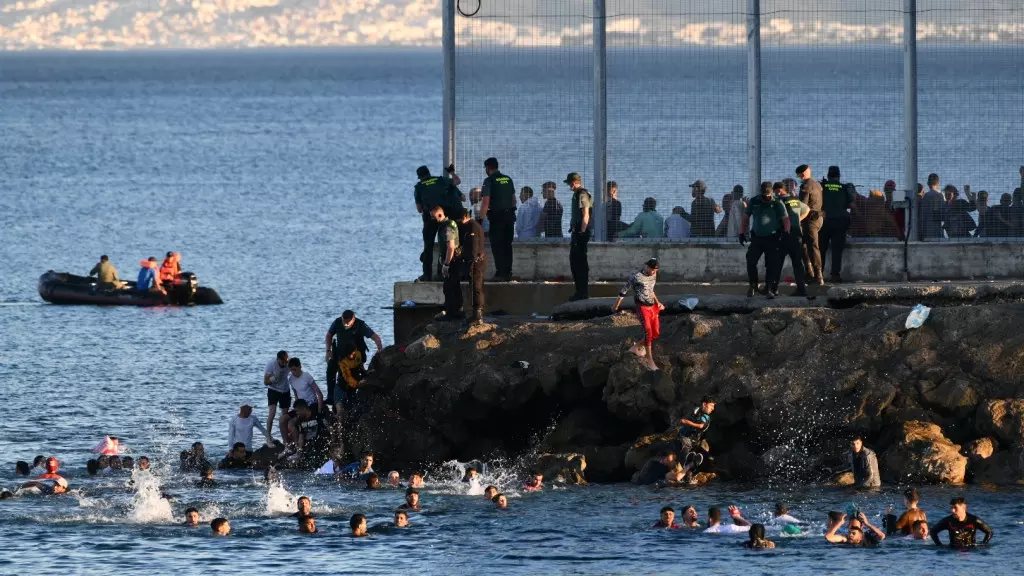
[172,272,199,304]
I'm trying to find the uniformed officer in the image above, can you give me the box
[414,166,462,281]
[457,208,486,325]
[566,173,593,302]
[772,181,810,298]
[819,165,855,284]
[740,181,790,298]
[796,164,824,285]
[479,157,517,282]
[430,205,463,321]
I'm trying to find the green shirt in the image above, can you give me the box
[745,195,787,237]
[415,176,460,212]
[620,210,665,239]
[821,179,854,219]
[780,196,809,236]
[436,218,461,260]
[570,188,593,233]
[89,260,119,284]
[481,171,516,211]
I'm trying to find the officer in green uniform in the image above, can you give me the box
[430,205,463,321]
[479,157,517,282]
[740,181,790,298]
[820,165,856,283]
[414,166,462,281]
[772,181,810,298]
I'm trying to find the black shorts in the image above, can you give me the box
[267,389,291,410]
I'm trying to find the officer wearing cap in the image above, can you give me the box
[479,157,517,282]
[430,204,463,321]
[796,164,824,285]
[820,165,855,283]
[414,165,463,281]
[689,180,717,238]
[772,181,810,298]
[565,172,592,301]
[740,181,790,298]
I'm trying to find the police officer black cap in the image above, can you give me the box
[484,157,499,170]
[827,165,841,179]
[416,166,431,179]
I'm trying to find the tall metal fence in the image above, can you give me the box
[444,0,1024,242]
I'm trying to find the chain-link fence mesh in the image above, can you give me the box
[452,0,1024,243]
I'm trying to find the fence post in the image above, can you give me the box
[442,0,456,171]
[747,0,761,197]
[592,0,608,242]
[904,0,918,245]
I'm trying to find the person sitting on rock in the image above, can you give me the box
[653,506,680,529]
[632,450,676,485]
[743,523,775,549]
[844,436,881,489]
[677,395,715,482]
[891,488,927,535]
[522,471,543,492]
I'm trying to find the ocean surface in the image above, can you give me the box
[1,49,1023,574]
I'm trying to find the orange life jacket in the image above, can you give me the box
[159,253,180,282]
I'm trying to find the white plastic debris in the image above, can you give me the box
[679,298,699,311]
[905,304,931,330]
[516,361,530,370]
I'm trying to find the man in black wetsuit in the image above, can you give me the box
[932,497,992,549]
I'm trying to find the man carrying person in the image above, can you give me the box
[566,172,592,301]
[430,205,464,321]
[740,181,790,298]
[772,181,810,298]
[264,350,290,441]
[458,208,486,325]
[796,164,824,284]
[819,166,855,283]
[414,165,463,282]
[931,497,993,549]
[479,157,516,281]
[88,255,124,288]
[611,258,664,372]
[325,310,382,408]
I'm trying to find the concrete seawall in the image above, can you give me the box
[435,241,1024,282]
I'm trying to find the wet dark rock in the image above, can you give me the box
[881,421,967,484]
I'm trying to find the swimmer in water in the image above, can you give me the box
[365,473,381,490]
[893,488,927,535]
[705,506,751,533]
[679,505,700,528]
[744,524,775,549]
[523,471,544,492]
[0,490,13,500]
[931,496,992,549]
[409,472,425,488]
[825,512,885,546]
[908,519,929,540]
[773,502,801,525]
[394,510,409,528]
[137,456,150,471]
[107,455,123,472]
[196,465,217,488]
[399,489,421,511]
[292,496,313,518]
[387,471,401,488]
[30,456,46,475]
[86,459,99,476]
[350,514,368,537]
[653,506,680,529]
[462,467,480,483]
[210,518,230,536]
[121,456,134,469]
[492,493,508,510]
[298,515,318,534]
[15,461,30,476]
[97,455,109,471]
[184,507,201,527]
[484,485,499,500]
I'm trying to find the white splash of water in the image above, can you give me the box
[264,478,298,515]
[127,469,173,523]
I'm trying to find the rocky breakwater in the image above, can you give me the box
[352,302,1024,485]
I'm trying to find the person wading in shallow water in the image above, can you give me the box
[931,497,992,549]
[611,258,664,371]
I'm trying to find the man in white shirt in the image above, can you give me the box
[727,184,746,240]
[264,350,290,441]
[516,186,542,239]
[285,357,324,446]
[227,404,270,453]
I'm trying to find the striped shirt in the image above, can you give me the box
[619,270,657,306]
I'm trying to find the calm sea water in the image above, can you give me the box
[1,49,1023,574]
